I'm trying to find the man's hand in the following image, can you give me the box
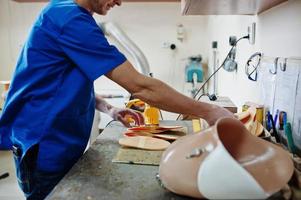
[95,94,144,127]
[109,107,144,127]
[201,105,235,125]
[1,91,7,101]
[182,105,234,126]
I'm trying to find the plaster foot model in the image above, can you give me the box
[158,118,294,199]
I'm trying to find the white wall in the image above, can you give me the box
[205,0,301,110]
[206,15,259,109]
[258,0,301,58]
[0,0,300,119]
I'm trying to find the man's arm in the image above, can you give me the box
[95,94,144,127]
[106,61,233,125]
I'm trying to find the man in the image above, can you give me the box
[0,0,233,199]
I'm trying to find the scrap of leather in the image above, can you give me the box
[124,125,186,141]
[159,118,294,199]
[119,136,170,151]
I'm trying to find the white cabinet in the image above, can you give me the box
[12,0,180,2]
[181,0,288,15]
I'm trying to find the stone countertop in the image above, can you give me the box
[47,120,193,200]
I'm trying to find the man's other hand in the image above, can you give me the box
[183,105,235,126]
[109,107,145,127]
[1,91,7,101]
[203,105,235,125]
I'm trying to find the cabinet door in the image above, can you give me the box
[12,0,180,2]
[181,0,288,15]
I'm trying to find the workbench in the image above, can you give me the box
[47,120,193,200]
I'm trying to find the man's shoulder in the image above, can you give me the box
[42,0,91,28]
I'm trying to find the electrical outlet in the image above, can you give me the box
[248,22,256,45]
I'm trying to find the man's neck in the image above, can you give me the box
[74,0,94,14]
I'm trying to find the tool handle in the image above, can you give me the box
[284,123,296,154]
[269,113,280,143]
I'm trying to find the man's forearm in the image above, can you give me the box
[106,60,233,125]
[131,77,214,119]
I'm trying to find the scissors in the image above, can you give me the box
[268,112,280,142]
[266,111,272,131]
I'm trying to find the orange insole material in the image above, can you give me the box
[128,125,183,132]
[119,136,170,151]
[124,132,182,141]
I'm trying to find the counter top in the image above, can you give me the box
[47,120,193,200]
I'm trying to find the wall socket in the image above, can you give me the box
[248,22,256,45]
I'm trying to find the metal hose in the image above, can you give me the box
[98,22,150,75]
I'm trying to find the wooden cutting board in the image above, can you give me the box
[119,136,170,150]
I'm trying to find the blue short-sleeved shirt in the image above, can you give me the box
[0,0,126,172]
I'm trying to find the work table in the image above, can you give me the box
[46,119,294,200]
[47,120,193,200]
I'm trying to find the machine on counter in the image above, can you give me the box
[184,55,204,98]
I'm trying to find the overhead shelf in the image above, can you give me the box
[12,0,180,2]
[181,0,288,15]
[11,0,288,15]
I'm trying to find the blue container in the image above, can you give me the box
[185,56,203,83]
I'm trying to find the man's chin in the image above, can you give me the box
[96,10,108,15]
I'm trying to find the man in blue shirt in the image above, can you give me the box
[0,0,233,199]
